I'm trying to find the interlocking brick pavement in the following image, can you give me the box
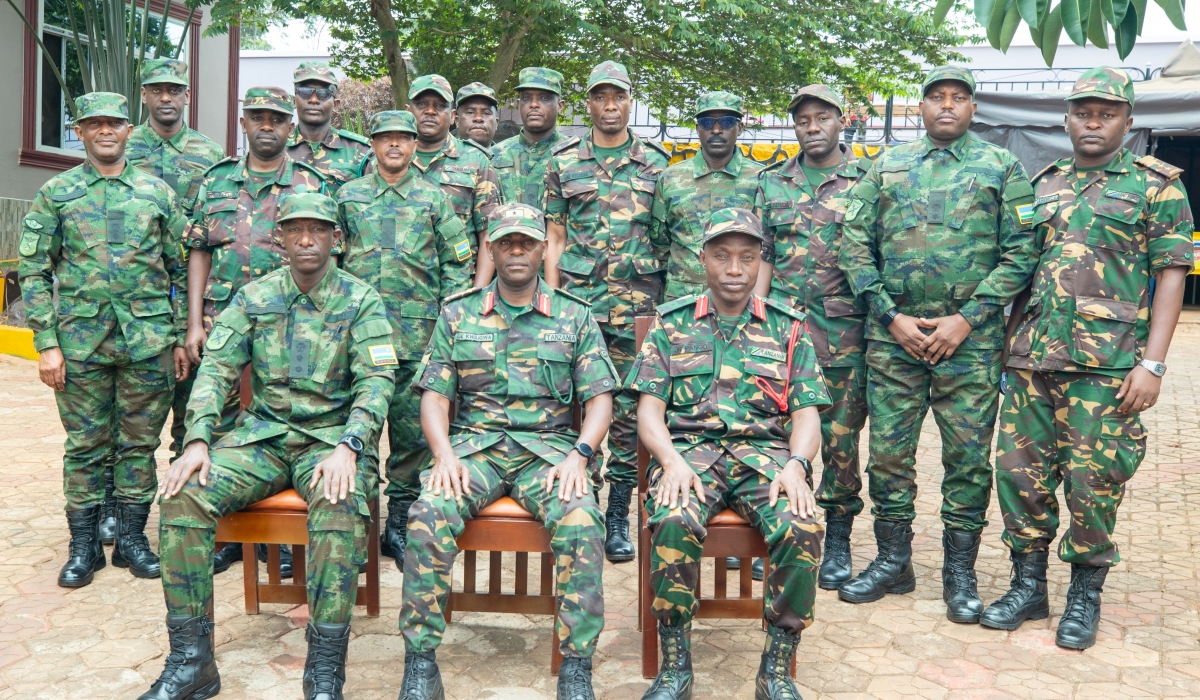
[0,331,1197,699]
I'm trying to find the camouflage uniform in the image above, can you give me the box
[286,61,372,194]
[160,194,397,625]
[839,74,1038,532]
[337,110,475,501]
[400,205,619,658]
[491,67,569,210]
[20,93,186,511]
[651,91,762,301]
[454,81,499,151]
[544,61,671,486]
[629,210,831,634]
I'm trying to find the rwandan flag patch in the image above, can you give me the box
[454,239,472,261]
[368,344,399,366]
[1015,203,1035,227]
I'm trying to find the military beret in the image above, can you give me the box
[74,92,129,122]
[587,61,631,93]
[457,81,498,107]
[277,192,338,225]
[922,65,976,95]
[293,61,338,86]
[243,86,294,115]
[787,84,844,115]
[488,203,546,242]
[140,58,189,86]
[516,67,564,95]
[702,207,764,245]
[369,110,418,136]
[409,74,454,103]
[695,90,744,118]
[1068,66,1135,107]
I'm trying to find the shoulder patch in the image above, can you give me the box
[338,129,371,146]
[204,156,242,177]
[656,295,697,316]
[443,286,485,304]
[551,287,592,307]
[1135,155,1183,181]
[1031,161,1062,184]
[855,156,874,173]
[552,136,582,155]
[763,295,807,322]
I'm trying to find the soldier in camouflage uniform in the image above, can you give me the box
[651,90,762,302]
[631,208,828,700]
[19,93,188,588]
[544,60,671,562]
[337,110,474,566]
[185,86,325,575]
[397,204,616,700]
[455,81,500,149]
[754,84,872,590]
[144,193,396,700]
[491,67,569,211]
[838,66,1038,622]
[286,61,372,194]
[979,68,1195,650]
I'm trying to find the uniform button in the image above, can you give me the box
[807,391,815,399]
[603,380,611,387]
[636,379,643,386]
[649,383,657,390]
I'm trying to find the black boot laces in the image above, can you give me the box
[767,636,801,699]
[308,636,346,693]
[992,560,1034,609]
[1060,570,1098,625]
[561,660,593,700]
[160,619,210,683]
[398,656,433,699]
[122,507,154,554]
[606,488,631,539]
[655,632,687,686]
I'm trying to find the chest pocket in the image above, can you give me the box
[878,164,919,236]
[739,340,789,415]
[536,341,576,404]
[248,306,288,382]
[561,170,600,204]
[451,336,497,393]
[202,187,240,246]
[435,167,476,216]
[1089,190,1144,252]
[667,344,714,407]
[631,173,658,223]
[310,318,353,385]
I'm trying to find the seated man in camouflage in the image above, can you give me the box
[142,193,397,700]
[631,208,829,700]
[397,204,616,700]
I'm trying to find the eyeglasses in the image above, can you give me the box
[296,86,335,101]
[697,115,741,131]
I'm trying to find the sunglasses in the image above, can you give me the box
[697,115,741,130]
[296,86,335,101]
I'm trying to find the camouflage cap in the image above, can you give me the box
[243,86,294,115]
[293,61,338,86]
[1068,66,1135,107]
[787,84,844,115]
[369,110,418,136]
[277,192,339,225]
[695,90,744,118]
[139,58,189,86]
[515,66,564,95]
[487,203,546,242]
[922,65,976,95]
[587,61,631,93]
[409,74,454,103]
[702,207,764,245]
[456,81,498,107]
[74,92,129,122]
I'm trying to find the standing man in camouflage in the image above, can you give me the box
[455,81,501,149]
[396,204,616,700]
[651,90,761,302]
[143,193,396,700]
[185,86,325,575]
[337,110,474,566]
[980,68,1194,649]
[19,93,188,588]
[492,67,569,211]
[287,61,372,194]
[544,60,671,562]
[632,208,828,700]
[838,66,1038,622]
[754,84,871,590]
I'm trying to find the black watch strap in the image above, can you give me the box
[338,436,364,454]
[880,308,899,328]
[788,455,812,476]
[573,441,595,459]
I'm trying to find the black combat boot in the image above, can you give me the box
[397,650,443,700]
[604,483,635,563]
[752,558,765,581]
[213,543,244,574]
[942,529,983,623]
[111,502,161,578]
[58,505,106,587]
[1055,564,1108,650]
[303,622,351,700]
[980,550,1049,630]
[138,614,220,700]
[818,513,853,590]
[755,625,803,700]
[642,624,693,700]
[381,497,414,566]
[837,520,915,604]
[557,657,596,700]
[99,469,117,544]
[256,543,294,578]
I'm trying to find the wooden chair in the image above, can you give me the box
[212,367,381,617]
[634,314,796,679]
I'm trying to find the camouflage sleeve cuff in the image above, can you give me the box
[789,379,831,412]
[957,299,998,329]
[577,376,617,404]
[867,291,897,319]
[545,209,566,225]
[628,363,670,402]
[413,361,456,399]
[32,329,59,352]
[183,423,213,448]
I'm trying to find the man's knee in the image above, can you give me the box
[767,512,822,561]
[649,504,706,543]
[407,492,460,542]
[554,496,604,533]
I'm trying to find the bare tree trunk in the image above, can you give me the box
[484,11,537,91]
[370,0,408,108]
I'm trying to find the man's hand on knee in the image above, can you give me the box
[770,461,815,518]
[428,449,471,502]
[310,444,358,505]
[545,451,590,502]
[160,440,211,498]
[655,456,704,510]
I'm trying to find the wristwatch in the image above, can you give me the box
[880,308,899,328]
[338,436,364,455]
[787,455,813,477]
[1138,359,1166,377]
[573,441,596,459]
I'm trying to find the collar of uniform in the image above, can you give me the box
[521,128,562,151]
[1062,147,1134,176]
[691,147,746,179]
[580,129,647,165]
[283,264,338,311]
[694,292,766,321]
[82,160,138,187]
[480,278,554,317]
[138,122,190,152]
[920,131,972,160]
[287,125,341,149]
[372,168,414,198]
[231,154,296,186]
[413,137,455,172]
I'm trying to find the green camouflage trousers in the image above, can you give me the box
[383,361,430,500]
[995,369,1145,567]
[168,372,195,458]
[58,328,174,511]
[814,363,868,518]
[158,430,375,624]
[400,434,605,657]
[600,323,638,486]
[865,342,1001,532]
[646,452,822,635]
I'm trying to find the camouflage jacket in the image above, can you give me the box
[755,146,871,367]
[627,292,830,479]
[184,265,396,453]
[186,155,325,322]
[544,130,671,324]
[839,133,1038,350]
[337,170,474,360]
[1008,149,1195,376]
[286,125,372,194]
[491,128,570,210]
[413,278,619,462]
[651,148,762,301]
[126,123,225,215]
[19,161,187,362]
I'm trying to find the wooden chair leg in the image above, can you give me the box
[640,515,657,679]
[367,495,380,617]
[551,611,562,675]
[267,545,282,585]
[242,543,259,614]
[293,544,307,588]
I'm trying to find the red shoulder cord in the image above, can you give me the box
[754,319,801,413]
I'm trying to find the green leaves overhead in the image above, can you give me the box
[1060,0,1089,46]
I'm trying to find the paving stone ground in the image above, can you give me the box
[1,326,1198,699]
